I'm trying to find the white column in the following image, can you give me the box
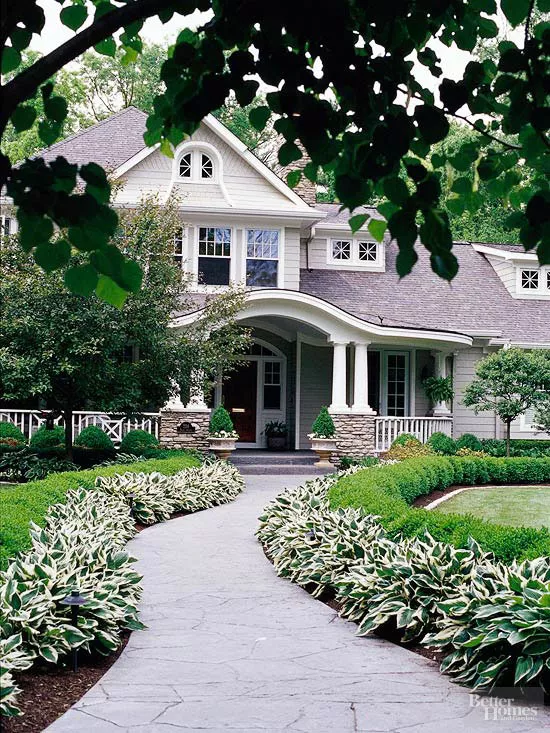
[351,341,376,414]
[164,380,185,410]
[185,369,209,411]
[431,350,452,416]
[330,341,349,412]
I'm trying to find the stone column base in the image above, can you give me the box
[330,412,376,463]
[159,409,211,452]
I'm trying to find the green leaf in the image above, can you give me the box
[118,259,143,293]
[11,105,37,132]
[286,169,301,188]
[60,4,87,30]
[39,646,58,664]
[249,106,271,132]
[1,46,21,74]
[349,214,369,234]
[94,38,116,57]
[44,96,68,123]
[383,177,409,205]
[17,212,54,251]
[368,218,387,242]
[34,239,71,272]
[278,141,302,166]
[38,119,62,146]
[96,275,128,308]
[414,105,450,144]
[64,265,99,296]
[501,0,531,27]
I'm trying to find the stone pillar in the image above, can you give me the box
[431,350,452,416]
[159,374,211,451]
[329,341,349,412]
[330,413,376,461]
[351,341,376,414]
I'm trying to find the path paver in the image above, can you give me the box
[46,476,549,732]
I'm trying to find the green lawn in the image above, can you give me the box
[435,487,550,529]
[0,452,200,569]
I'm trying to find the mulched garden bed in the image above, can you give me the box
[3,635,129,733]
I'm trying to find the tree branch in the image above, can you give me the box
[0,0,176,130]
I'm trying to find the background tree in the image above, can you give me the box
[0,0,548,303]
[534,403,550,435]
[463,348,550,456]
[0,195,250,458]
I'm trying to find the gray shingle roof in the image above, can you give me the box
[299,242,550,343]
[315,202,382,225]
[36,107,148,170]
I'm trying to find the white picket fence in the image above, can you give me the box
[374,416,453,453]
[0,409,160,445]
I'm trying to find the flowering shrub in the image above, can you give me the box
[0,460,243,717]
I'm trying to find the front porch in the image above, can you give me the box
[168,289,471,457]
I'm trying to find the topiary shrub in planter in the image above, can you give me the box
[208,406,238,460]
[427,431,457,455]
[119,429,160,456]
[455,433,483,452]
[29,425,65,455]
[73,425,116,467]
[309,407,336,468]
[0,423,26,454]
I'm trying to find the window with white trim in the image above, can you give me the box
[521,269,539,290]
[328,238,381,267]
[179,153,192,178]
[246,229,280,288]
[174,228,185,266]
[263,361,281,410]
[201,153,213,179]
[1,215,13,244]
[176,149,217,182]
[198,227,231,285]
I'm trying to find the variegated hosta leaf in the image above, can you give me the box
[0,460,244,717]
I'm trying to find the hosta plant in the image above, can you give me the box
[0,634,35,717]
[424,557,550,693]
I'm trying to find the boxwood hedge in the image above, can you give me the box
[329,456,550,562]
[0,453,200,569]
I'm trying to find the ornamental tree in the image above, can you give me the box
[0,0,548,304]
[0,194,249,458]
[463,348,550,456]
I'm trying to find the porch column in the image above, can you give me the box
[184,369,209,411]
[351,341,376,414]
[329,341,349,412]
[431,350,452,416]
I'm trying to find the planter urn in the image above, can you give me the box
[267,436,286,451]
[208,436,237,460]
[310,437,337,468]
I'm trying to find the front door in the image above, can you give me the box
[223,360,258,443]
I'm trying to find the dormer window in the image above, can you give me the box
[201,153,213,179]
[179,153,192,178]
[521,269,539,290]
[176,148,217,182]
[328,237,383,269]
[332,240,351,260]
[358,241,378,262]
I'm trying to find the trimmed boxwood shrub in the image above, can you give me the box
[390,432,419,448]
[209,405,235,435]
[481,438,550,458]
[329,456,550,562]
[119,429,160,456]
[0,422,26,453]
[427,431,456,455]
[29,425,65,453]
[455,433,483,452]
[311,406,335,438]
[74,425,114,451]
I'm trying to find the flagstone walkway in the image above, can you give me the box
[47,475,549,732]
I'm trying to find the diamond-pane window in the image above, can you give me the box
[358,241,378,261]
[179,153,191,178]
[332,240,351,260]
[521,269,539,290]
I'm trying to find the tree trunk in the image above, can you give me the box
[63,408,74,461]
[506,419,511,457]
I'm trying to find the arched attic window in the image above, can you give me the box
[179,152,192,178]
[200,153,213,179]
[176,146,218,182]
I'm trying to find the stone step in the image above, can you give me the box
[230,452,317,466]
[236,464,334,475]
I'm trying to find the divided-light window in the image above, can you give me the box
[521,269,539,290]
[198,227,231,285]
[246,229,280,288]
[177,150,215,181]
[329,238,380,266]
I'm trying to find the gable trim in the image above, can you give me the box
[472,243,538,263]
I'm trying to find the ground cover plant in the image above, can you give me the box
[0,453,200,569]
[257,464,550,695]
[0,458,244,718]
[435,487,550,530]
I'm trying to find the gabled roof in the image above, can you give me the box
[299,241,550,344]
[36,107,149,170]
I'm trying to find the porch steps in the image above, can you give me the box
[230,450,334,475]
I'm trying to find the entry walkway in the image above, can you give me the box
[47,476,549,732]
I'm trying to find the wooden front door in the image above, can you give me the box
[223,360,258,443]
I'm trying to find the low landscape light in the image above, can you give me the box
[128,492,135,517]
[60,589,87,672]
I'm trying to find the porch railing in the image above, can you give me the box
[0,409,160,445]
[374,416,453,453]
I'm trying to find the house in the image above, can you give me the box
[2,107,549,455]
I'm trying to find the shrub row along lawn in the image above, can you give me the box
[329,456,550,562]
[1,459,244,718]
[0,452,199,569]
[258,466,550,695]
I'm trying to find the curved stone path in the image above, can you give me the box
[47,476,549,732]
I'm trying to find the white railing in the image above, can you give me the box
[0,409,160,445]
[374,416,453,453]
